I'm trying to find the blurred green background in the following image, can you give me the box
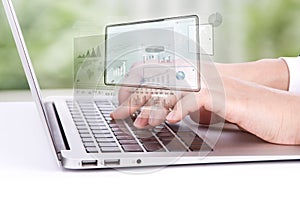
[0,0,299,90]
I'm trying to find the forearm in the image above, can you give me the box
[216,58,289,91]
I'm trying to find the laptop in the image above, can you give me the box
[3,0,300,170]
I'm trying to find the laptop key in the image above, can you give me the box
[100,110,112,114]
[143,142,165,152]
[122,144,143,152]
[175,132,210,152]
[84,142,96,147]
[164,140,188,152]
[109,124,124,128]
[118,140,138,145]
[90,126,108,130]
[88,122,105,126]
[78,129,90,134]
[92,130,111,134]
[72,117,83,121]
[98,142,118,147]
[156,132,174,138]
[159,136,175,142]
[189,145,202,151]
[116,135,135,140]
[95,100,110,104]
[94,133,113,138]
[176,132,199,145]
[111,127,129,132]
[191,137,205,146]
[75,122,86,126]
[113,131,132,137]
[98,107,113,111]
[87,120,105,124]
[82,112,97,115]
[139,136,158,143]
[134,131,154,139]
[77,126,88,130]
[80,133,92,138]
[165,123,180,132]
[96,137,115,143]
[86,147,98,153]
[82,138,94,142]
[153,127,170,133]
[71,113,82,117]
[84,115,101,119]
[100,146,121,152]
[106,119,117,124]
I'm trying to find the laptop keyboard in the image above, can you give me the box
[66,100,212,153]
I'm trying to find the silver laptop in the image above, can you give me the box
[3,0,300,170]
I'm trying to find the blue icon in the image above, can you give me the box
[176,71,185,80]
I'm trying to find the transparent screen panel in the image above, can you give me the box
[105,15,200,92]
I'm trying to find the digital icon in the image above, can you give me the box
[176,71,185,80]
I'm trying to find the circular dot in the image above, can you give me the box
[208,12,223,27]
[176,71,185,80]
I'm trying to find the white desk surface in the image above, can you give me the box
[0,102,299,200]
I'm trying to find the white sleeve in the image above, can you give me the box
[281,57,300,95]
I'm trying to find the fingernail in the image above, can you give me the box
[148,117,154,125]
[149,111,155,125]
[166,111,176,121]
[110,112,115,119]
[134,117,142,127]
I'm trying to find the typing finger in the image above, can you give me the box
[111,92,151,119]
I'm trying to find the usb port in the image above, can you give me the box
[81,160,98,167]
[104,159,120,166]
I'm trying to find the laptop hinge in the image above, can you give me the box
[44,102,70,161]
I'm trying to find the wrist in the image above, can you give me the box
[280,57,300,94]
[257,58,289,90]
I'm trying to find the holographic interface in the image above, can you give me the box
[105,15,201,92]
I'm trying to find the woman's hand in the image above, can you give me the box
[111,58,300,145]
[166,76,300,145]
